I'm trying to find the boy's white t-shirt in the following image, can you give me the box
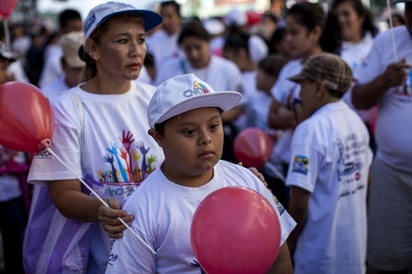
[354,26,412,173]
[286,101,373,274]
[106,160,296,274]
[270,59,303,163]
[28,81,165,273]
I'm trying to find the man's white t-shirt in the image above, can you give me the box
[155,55,243,92]
[41,76,70,101]
[28,81,165,273]
[39,44,63,89]
[286,101,373,274]
[146,30,181,71]
[106,160,296,274]
[270,59,303,163]
[354,25,412,173]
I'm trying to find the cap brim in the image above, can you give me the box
[155,91,242,126]
[99,9,162,32]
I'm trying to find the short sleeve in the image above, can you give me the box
[285,122,319,193]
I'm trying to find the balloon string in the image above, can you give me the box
[386,0,398,61]
[45,147,156,255]
[3,19,11,50]
[264,162,286,183]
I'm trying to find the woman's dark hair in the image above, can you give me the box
[178,20,210,45]
[321,0,378,54]
[223,31,251,56]
[286,2,326,33]
[269,27,286,54]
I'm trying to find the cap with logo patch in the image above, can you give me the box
[83,1,162,42]
[148,73,242,128]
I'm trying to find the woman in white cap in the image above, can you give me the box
[23,2,165,273]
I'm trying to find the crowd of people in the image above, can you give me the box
[0,0,411,273]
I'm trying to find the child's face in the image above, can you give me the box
[151,107,224,186]
[285,16,320,60]
[180,36,210,69]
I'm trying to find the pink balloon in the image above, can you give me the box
[0,81,54,153]
[233,128,273,169]
[0,0,17,19]
[191,186,281,274]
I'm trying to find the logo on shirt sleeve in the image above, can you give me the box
[291,155,309,175]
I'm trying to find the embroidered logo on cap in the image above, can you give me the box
[183,81,211,98]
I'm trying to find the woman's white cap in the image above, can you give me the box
[148,73,242,128]
[83,1,162,42]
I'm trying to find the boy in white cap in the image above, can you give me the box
[285,53,373,274]
[106,73,296,274]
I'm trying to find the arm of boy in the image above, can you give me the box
[286,186,310,255]
[268,99,297,130]
[267,243,294,274]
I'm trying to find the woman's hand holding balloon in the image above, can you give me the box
[98,198,135,239]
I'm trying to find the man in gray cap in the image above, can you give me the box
[351,0,412,273]
[41,31,85,100]
[285,53,373,274]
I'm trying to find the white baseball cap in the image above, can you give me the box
[148,73,242,128]
[83,1,162,42]
[60,31,85,68]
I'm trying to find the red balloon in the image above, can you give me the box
[0,0,17,19]
[191,186,281,274]
[0,81,54,153]
[233,128,273,169]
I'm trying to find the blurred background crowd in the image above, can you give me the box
[0,0,410,273]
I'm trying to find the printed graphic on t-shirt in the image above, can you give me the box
[336,134,367,198]
[272,195,285,215]
[92,130,159,204]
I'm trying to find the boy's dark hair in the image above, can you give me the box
[178,20,210,45]
[160,0,181,17]
[257,54,286,79]
[223,31,250,56]
[58,9,82,29]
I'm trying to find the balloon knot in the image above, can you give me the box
[38,139,52,152]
